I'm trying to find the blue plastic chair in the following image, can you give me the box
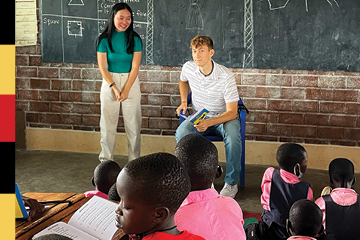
[179,93,248,188]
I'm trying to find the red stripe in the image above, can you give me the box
[0,95,15,142]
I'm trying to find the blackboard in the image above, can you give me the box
[41,0,148,63]
[41,0,360,72]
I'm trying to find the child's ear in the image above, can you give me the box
[329,176,334,188]
[153,207,170,224]
[318,224,324,235]
[91,177,95,187]
[215,165,223,179]
[286,219,292,236]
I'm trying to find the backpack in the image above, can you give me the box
[244,221,273,240]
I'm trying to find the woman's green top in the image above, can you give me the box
[97,30,142,73]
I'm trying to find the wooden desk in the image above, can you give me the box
[16,193,89,240]
[16,193,126,240]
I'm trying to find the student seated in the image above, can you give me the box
[114,152,205,240]
[84,160,121,199]
[315,158,360,240]
[33,234,73,240]
[261,143,313,239]
[174,134,246,240]
[108,183,121,202]
[286,199,323,240]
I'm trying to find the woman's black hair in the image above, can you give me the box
[96,3,141,54]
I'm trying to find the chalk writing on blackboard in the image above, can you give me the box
[41,0,153,64]
[41,0,359,71]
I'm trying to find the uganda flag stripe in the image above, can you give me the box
[1,2,15,239]
[0,95,15,142]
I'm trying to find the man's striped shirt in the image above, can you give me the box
[180,60,239,118]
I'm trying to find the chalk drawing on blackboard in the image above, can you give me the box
[146,0,154,65]
[327,0,340,11]
[68,0,84,6]
[186,0,203,31]
[67,20,84,37]
[267,0,290,10]
[243,0,254,68]
[268,0,339,12]
[267,0,309,11]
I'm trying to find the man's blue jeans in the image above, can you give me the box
[175,117,242,185]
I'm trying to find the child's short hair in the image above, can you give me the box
[124,152,191,214]
[329,158,354,187]
[190,35,214,50]
[108,183,120,202]
[276,143,306,172]
[94,160,121,194]
[288,199,323,237]
[174,134,218,185]
[33,234,73,240]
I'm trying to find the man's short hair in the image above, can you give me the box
[329,158,354,187]
[288,199,323,237]
[190,35,214,50]
[124,152,191,214]
[174,134,218,186]
[276,143,306,172]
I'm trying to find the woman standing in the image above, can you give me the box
[97,3,142,162]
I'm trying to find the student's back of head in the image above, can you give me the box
[115,153,197,238]
[329,158,355,188]
[121,152,191,214]
[276,143,307,176]
[33,234,73,240]
[108,182,120,202]
[174,134,218,191]
[288,199,323,237]
[93,160,121,194]
[315,158,360,240]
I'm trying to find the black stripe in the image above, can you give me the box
[0,142,15,193]
[3,2,15,44]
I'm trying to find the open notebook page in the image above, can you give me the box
[68,196,118,240]
[32,221,98,240]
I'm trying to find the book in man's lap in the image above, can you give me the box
[32,196,118,240]
[189,108,209,125]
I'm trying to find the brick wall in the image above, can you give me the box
[15,45,360,147]
[15,2,360,147]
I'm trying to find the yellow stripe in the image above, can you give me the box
[0,45,15,95]
[0,194,15,239]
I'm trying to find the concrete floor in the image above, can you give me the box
[15,149,360,214]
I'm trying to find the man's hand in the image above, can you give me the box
[176,102,188,116]
[194,118,212,132]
